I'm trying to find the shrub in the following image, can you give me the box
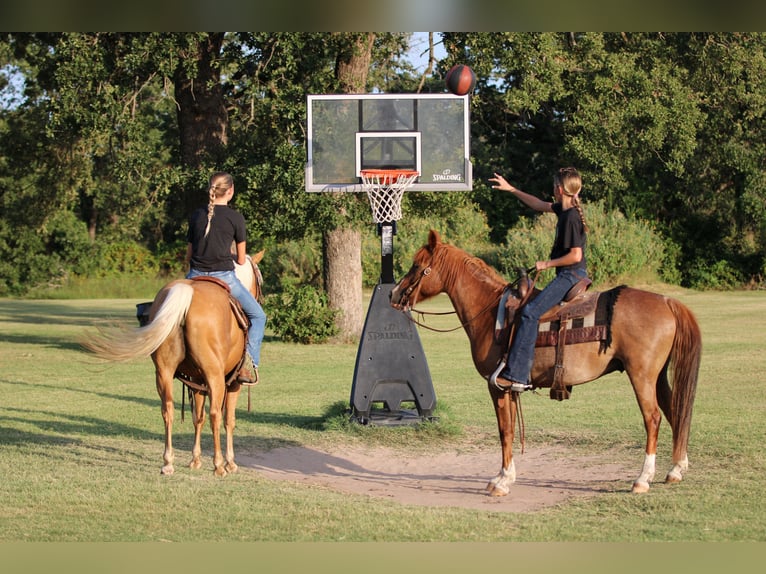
[684,258,744,290]
[260,234,323,294]
[264,283,338,344]
[94,241,160,277]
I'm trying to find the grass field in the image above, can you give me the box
[1,288,765,545]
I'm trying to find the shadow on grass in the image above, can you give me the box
[0,332,92,351]
[0,300,139,326]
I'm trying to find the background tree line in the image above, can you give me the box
[1,33,764,339]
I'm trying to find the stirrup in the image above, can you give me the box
[489,361,507,388]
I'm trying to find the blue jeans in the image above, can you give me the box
[186,268,267,366]
[501,268,587,384]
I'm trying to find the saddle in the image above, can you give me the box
[497,274,621,401]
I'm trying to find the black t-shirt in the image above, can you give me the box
[187,205,247,272]
[550,203,587,273]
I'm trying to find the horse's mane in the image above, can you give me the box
[434,242,508,292]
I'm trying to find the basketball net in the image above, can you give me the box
[360,169,419,223]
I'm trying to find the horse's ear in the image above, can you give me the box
[251,250,265,264]
[428,229,441,250]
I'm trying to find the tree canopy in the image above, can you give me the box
[1,32,765,297]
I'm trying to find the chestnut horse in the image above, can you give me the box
[390,230,701,496]
[83,252,264,477]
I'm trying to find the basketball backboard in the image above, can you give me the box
[306,94,472,193]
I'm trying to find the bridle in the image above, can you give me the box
[395,256,541,334]
[395,262,432,313]
[395,256,504,334]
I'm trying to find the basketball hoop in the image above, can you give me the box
[360,169,419,223]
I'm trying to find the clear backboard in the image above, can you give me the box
[306,94,472,193]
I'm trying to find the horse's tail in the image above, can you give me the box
[82,282,194,362]
[666,298,702,459]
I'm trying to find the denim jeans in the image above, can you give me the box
[186,268,267,366]
[501,267,588,384]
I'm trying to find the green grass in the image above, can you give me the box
[1,289,765,542]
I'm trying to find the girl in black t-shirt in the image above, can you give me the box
[488,167,589,392]
[185,172,267,385]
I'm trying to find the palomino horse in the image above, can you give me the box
[390,230,701,496]
[83,251,264,477]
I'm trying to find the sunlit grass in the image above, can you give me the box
[1,289,765,541]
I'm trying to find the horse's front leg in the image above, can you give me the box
[223,385,241,474]
[486,385,517,496]
[189,391,206,470]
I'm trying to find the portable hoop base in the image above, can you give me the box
[350,283,436,426]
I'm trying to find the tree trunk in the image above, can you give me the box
[322,33,376,340]
[174,33,228,167]
[323,227,363,341]
[173,33,228,214]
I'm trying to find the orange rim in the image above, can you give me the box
[360,169,419,185]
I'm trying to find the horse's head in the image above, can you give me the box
[391,229,444,311]
[235,249,265,303]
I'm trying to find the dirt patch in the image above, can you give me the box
[238,444,635,513]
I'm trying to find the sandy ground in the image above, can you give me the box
[238,443,636,513]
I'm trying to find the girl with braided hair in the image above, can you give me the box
[185,172,267,385]
[488,167,589,392]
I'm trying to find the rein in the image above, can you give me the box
[404,262,539,334]
[409,295,502,333]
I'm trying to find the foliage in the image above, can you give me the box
[362,198,491,286]
[264,283,339,344]
[3,32,766,295]
[450,32,766,288]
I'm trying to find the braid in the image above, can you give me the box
[571,195,589,234]
[203,172,234,238]
[203,186,216,238]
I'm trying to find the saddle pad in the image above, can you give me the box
[535,286,624,350]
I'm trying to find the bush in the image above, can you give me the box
[264,283,338,344]
[260,234,323,294]
[94,241,160,277]
[684,258,744,290]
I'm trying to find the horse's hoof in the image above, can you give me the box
[486,483,509,497]
[214,467,228,477]
[225,462,239,474]
[189,459,202,470]
[160,465,175,475]
[665,473,682,484]
[631,481,650,493]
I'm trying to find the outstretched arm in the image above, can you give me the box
[489,173,553,213]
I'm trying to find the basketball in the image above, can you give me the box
[445,64,476,96]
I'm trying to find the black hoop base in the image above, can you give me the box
[350,282,437,426]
